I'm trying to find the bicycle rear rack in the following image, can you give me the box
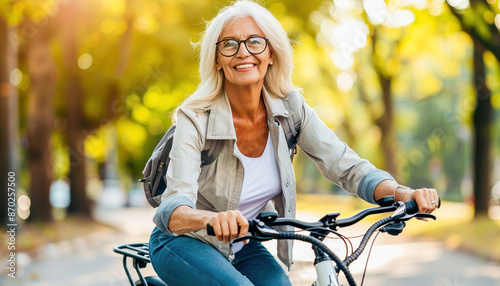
[114,242,152,286]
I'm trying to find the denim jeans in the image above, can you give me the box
[149,227,292,286]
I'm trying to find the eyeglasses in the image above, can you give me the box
[216,36,269,57]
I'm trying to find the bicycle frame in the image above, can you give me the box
[313,259,339,286]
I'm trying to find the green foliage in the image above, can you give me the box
[6,0,500,198]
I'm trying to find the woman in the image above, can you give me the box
[149,1,439,285]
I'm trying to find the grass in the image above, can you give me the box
[296,193,500,262]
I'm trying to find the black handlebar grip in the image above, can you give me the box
[404,200,419,214]
[405,198,441,214]
[206,223,251,236]
[207,224,215,236]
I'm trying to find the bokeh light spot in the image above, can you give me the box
[10,68,22,86]
[447,0,470,10]
[78,53,93,70]
[495,14,500,30]
[132,106,151,124]
[18,195,31,211]
[336,72,354,92]
[18,208,30,220]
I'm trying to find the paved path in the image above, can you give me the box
[1,207,158,286]
[2,207,499,286]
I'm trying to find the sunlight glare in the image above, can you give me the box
[429,2,443,16]
[447,0,470,10]
[331,50,354,70]
[386,9,415,27]
[363,0,388,25]
[336,72,354,92]
[333,21,368,50]
[334,0,355,10]
[400,0,428,9]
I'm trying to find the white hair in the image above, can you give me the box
[173,0,295,119]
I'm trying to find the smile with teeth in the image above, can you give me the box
[235,64,255,69]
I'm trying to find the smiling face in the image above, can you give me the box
[216,16,274,90]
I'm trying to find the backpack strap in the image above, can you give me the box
[200,110,224,167]
[201,140,223,167]
[282,91,302,161]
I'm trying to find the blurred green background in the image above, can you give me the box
[1,0,500,261]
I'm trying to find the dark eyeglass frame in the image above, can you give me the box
[215,36,269,57]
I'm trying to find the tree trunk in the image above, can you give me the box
[377,75,397,177]
[26,21,57,222]
[367,28,398,178]
[0,18,18,224]
[61,0,91,216]
[472,37,492,218]
[447,0,497,218]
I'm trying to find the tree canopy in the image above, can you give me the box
[1,0,499,223]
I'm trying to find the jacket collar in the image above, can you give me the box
[206,87,292,140]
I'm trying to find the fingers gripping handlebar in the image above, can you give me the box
[404,197,441,214]
[206,220,276,240]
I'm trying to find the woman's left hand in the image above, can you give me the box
[402,187,440,214]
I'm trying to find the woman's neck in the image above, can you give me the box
[225,81,265,122]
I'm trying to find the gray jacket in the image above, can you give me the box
[153,88,394,269]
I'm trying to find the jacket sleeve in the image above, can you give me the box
[153,109,206,235]
[293,93,395,204]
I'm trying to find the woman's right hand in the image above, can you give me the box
[207,210,249,243]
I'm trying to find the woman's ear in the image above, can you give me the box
[269,49,275,65]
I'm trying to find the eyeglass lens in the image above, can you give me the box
[217,37,267,57]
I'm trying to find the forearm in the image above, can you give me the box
[374,179,439,214]
[169,206,249,243]
[373,179,412,202]
[168,205,215,234]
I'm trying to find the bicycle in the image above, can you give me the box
[114,196,440,286]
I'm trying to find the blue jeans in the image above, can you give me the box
[149,227,291,286]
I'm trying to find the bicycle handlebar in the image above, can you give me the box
[205,197,440,286]
[206,198,440,236]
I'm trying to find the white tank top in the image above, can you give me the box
[232,133,282,253]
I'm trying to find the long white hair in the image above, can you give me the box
[174,0,295,118]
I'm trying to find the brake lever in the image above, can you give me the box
[397,213,436,221]
[232,221,279,243]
